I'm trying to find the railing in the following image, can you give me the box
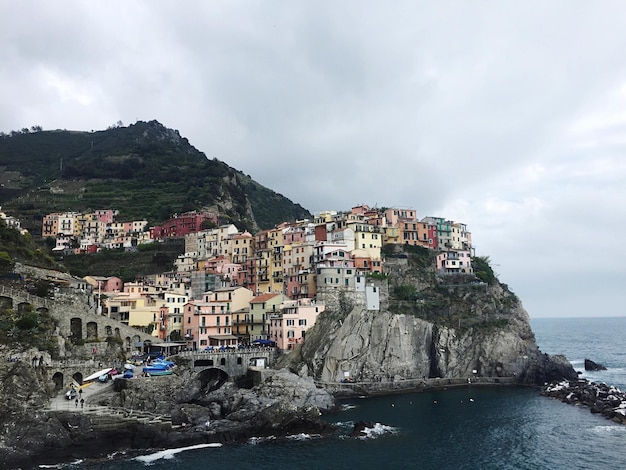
[314,376,519,395]
[0,284,53,308]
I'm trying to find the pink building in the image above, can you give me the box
[268,298,325,350]
[183,286,254,350]
[84,275,123,293]
[93,209,116,224]
[436,250,473,274]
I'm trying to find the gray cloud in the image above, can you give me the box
[2,0,626,317]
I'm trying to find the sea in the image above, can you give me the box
[47,317,626,470]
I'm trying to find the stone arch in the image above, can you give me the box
[52,371,64,391]
[220,357,226,366]
[197,368,229,392]
[114,327,121,337]
[194,359,215,367]
[125,336,131,351]
[237,357,243,365]
[36,306,49,314]
[0,295,12,310]
[72,371,83,385]
[86,321,98,341]
[105,325,113,337]
[70,317,82,341]
[17,302,31,313]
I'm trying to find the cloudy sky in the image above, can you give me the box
[2,1,625,318]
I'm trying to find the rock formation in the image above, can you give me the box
[584,358,607,371]
[0,357,335,468]
[542,379,626,424]
[284,249,577,392]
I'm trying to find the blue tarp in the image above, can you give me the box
[252,339,276,346]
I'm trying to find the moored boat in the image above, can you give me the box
[143,368,173,376]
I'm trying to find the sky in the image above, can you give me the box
[1,1,625,318]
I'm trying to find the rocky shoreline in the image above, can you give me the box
[0,364,336,469]
[541,378,626,424]
[0,344,581,469]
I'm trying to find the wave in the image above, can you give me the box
[39,459,83,468]
[248,436,276,445]
[340,403,357,411]
[134,443,222,464]
[592,425,626,434]
[357,422,399,439]
[286,433,321,441]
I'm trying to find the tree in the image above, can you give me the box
[473,256,497,285]
[0,251,14,274]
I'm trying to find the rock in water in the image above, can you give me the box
[584,359,607,371]
[350,420,377,438]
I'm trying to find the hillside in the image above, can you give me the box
[0,120,311,234]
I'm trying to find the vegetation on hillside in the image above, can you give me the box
[386,245,515,332]
[0,302,59,358]
[58,239,184,281]
[0,120,311,233]
[0,220,58,271]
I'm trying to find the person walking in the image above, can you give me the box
[80,398,85,409]
[75,398,78,408]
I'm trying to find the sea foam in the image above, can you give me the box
[358,422,399,439]
[134,443,222,464]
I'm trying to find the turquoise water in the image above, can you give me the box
[60,317,626,469]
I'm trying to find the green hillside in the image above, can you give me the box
[0,120,311,234]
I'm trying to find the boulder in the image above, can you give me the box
[349,420,377,438]
[584,359,607,371]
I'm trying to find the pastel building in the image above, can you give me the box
[268,298,325,350]
[436,250,473,274]
[183,286,254,349]
[156,291,189,341]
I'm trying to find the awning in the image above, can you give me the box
[208,335,239,340]
[154,342,187,348]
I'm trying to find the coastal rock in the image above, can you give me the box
[0,361,335,468]
[289,278,576,393]
[349,420,377,438]
[542,379,626,425]
[584,359,607,371]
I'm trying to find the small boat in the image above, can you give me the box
[143,368,173,376]
[84,367,115,383]
[152,359,176,368]
[144,362,170,371]
[123,369,134,379]
[123,363,134,370]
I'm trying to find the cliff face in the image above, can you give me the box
[290,250,575,389]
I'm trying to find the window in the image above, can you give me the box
[287,330,295,338]
[299,319,306,326]
[287,319,295,326]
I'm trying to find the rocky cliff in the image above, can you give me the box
[285,247,575,391]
